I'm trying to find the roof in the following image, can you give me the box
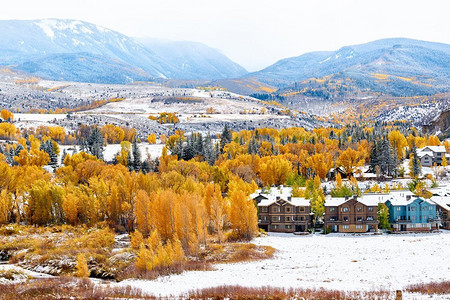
[419,146,446,153]
[430,196,450,211]
[418,151,433,158]
[257,196,310,207]
[359,194,390,206]
[290,197,310,206]
[324,197,346,207]
[386,197,435,206]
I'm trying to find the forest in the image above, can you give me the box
[0,108,446,278]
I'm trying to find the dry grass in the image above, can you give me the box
[188,285,392,300]
[117,260,212,281]
[405,281,450,295]
[0,277,154,300]
[0,224,128,278]
[202,243,276,263]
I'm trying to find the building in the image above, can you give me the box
[417,146,449,167]
[385,196,439,231]
[257,195,312,233]
[431,196,450,229]
[324,195,379,233]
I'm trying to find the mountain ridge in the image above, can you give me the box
[0,19,248,83]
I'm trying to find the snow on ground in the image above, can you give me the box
[0,263,53,284]
[59,143,164,163]
[113,232,450,298]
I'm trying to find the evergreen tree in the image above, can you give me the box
[411,140,421,177]
[86,127,104,160]
[220,125,232,153]
[132,138,141,171]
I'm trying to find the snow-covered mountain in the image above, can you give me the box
[0,19,247,83]
[138,38,247,80]
[251,38,450,85]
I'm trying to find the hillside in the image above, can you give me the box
[218,38,450,97]
[0,19,247,83]
[138,39,248,80]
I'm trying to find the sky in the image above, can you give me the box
[1,0,449,71]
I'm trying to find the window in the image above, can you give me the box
[330,217,336,221]
[410,224,415,228]
[397,207,401,211]
[367,216,373,221]
[260,207,268,212]
[299,207,305,212]
[422,216,426,220]
[286,207,291,212]
[285,225,292,229]
[300,216,304,221]
[356,225,363,229]
[272,225,279,229]
[411,216,416,221]
[411,206,416,211]
[368,207,373,212]
[285,217,291,222]
[357,217,363,222]
[342,207,349,212]
[429,206,433,211]
[272,206,280,212]
[429,215,433,220]
[343,216,349,222]
[330,207,335,212]
[343,225,349,229]
[272,216,280,222]
[356,206,362,212]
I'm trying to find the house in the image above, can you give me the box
[251,185,292,204]
[257,195,312,233]
[430,196,450,229]
[417,146,449,167]
[324,195,379,233]
[385,196,439,231]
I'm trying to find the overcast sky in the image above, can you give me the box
[1,0,449,71]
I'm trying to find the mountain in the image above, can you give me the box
[139,39,247,80]
[0,19,247,83]
[226,38,450,97]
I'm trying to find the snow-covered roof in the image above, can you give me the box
[430,197,450,211]
[387,197,435,206]
[325,197,346,207]
[418,151,433,158]
[257,199,276,207]
[359,194,390,206]
[419,146,446,153]
[257,196,310,207]
[290,197,310,206]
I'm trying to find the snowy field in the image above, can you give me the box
[59,143,165,163]
[114,231,450,298]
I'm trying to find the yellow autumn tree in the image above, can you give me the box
[75,253,89,277]
[337,148,365,176]
[388,130,408,160]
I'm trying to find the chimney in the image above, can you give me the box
[406,195,411,200]
[276,196,280,200]
[288,196,292,201]
[345,196,349,201]
[353,195,358,200]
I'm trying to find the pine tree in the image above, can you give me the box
[132,138,141,171]
[220,126,232,153]
[86,127,104,160]
[411,140,421,177]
